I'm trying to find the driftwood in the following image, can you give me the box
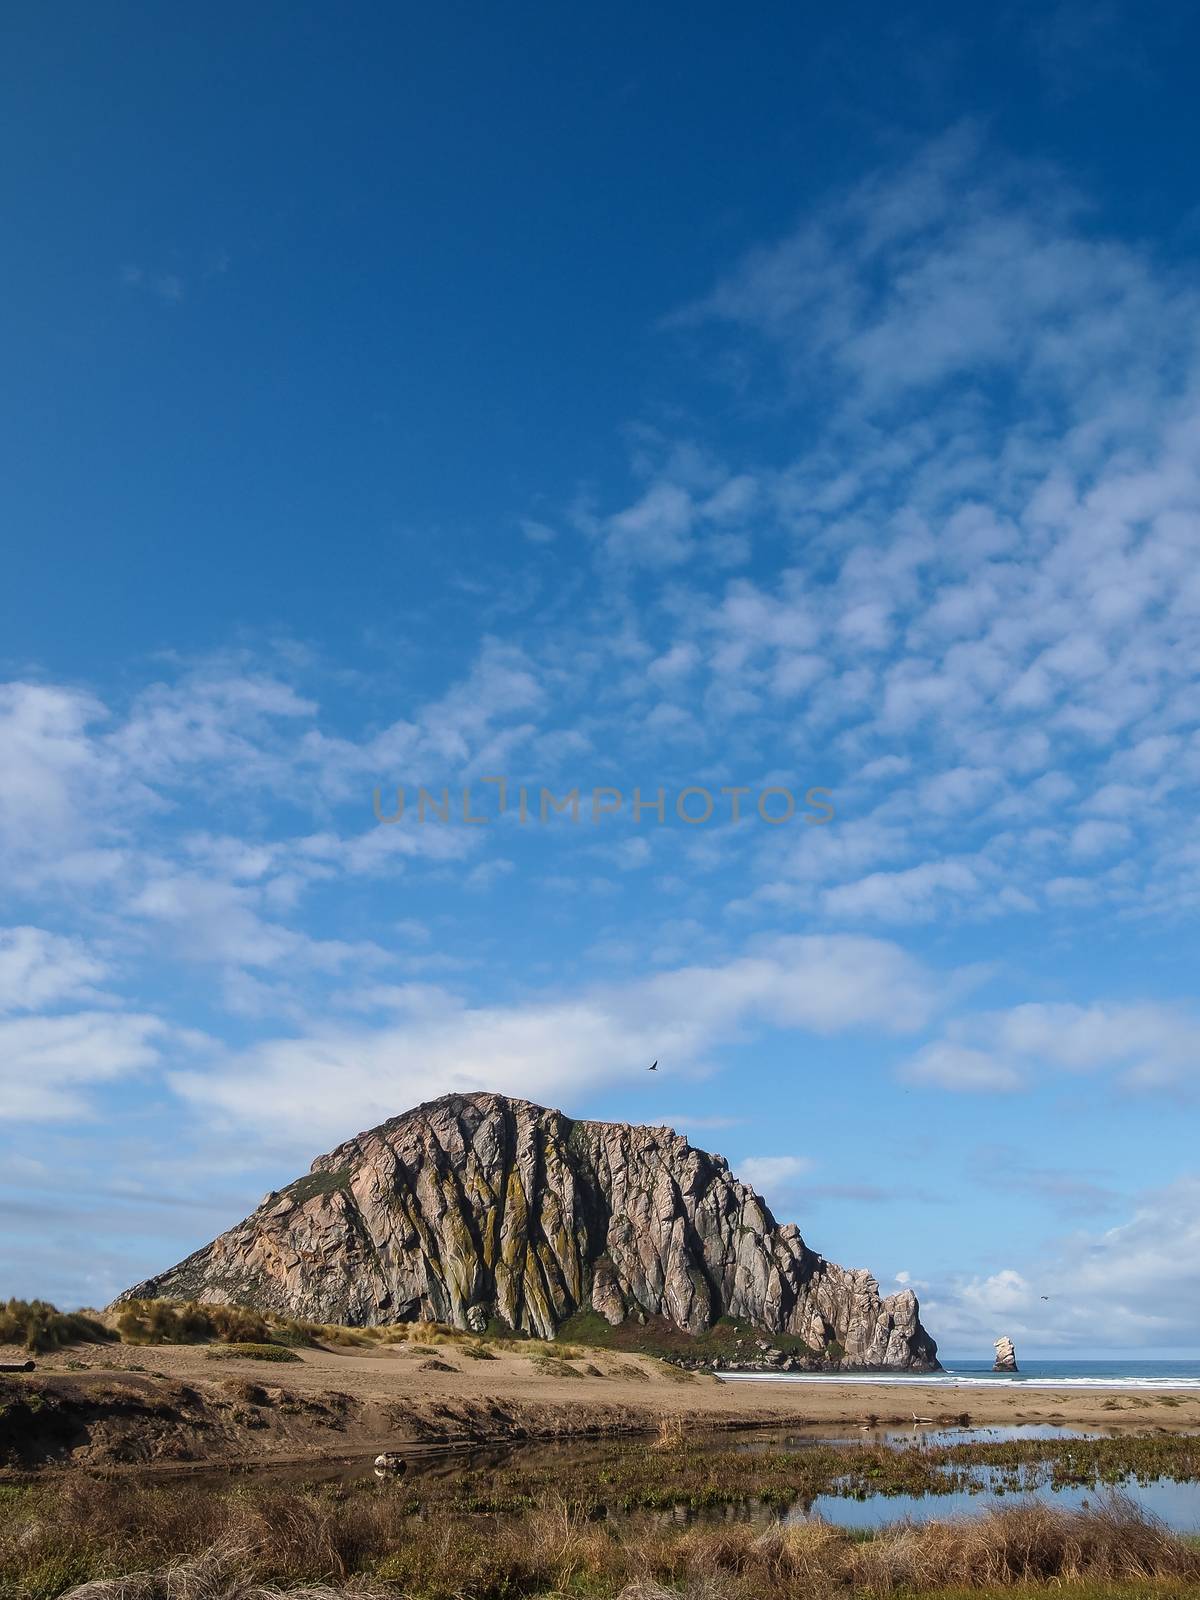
[0,1360,35,1372]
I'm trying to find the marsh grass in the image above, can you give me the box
[341,1433,1200,1518]
[3,1479,1199,1600]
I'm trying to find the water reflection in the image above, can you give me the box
[799,1478,1200,1532]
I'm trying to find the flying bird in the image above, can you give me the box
[649,1060,658,1071]
[1040,1295,1050,1300]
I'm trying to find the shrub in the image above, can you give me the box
[115,1300,273,1346]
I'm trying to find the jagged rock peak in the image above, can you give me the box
[117,1091,939,1371]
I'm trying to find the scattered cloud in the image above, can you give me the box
[0,1011,174,1121]
[921,1177,1200,1353]
[171,934,941,1148]
[902,1002,1200,1095]
[9,128,1200,1333]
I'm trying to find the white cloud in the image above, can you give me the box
[464,858,516,892]
[1069,818,1131,859]
[627,130,1200,932]
[127,869,386,973]
[959,1267,1032,1316]
[111,672,316,785]
[0,1012,171,1120]
[0,927,109,1013]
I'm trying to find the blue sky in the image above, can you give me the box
[4,1,1200,1357]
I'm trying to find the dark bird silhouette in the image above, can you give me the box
[1040,1295,1050,1300]
[648,1060,658,1071]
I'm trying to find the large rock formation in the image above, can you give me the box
[117,1093,939,1370]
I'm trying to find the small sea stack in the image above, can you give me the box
[993,1335,1018,1372]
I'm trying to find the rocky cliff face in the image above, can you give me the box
[118,1093,938,1370]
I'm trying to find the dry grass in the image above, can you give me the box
[56,1543,393,1600]
[866,1496,1200,1588]
[649,1414,687,1452]
[11,1299,479,1358]
[8,1297,657,1373]
[0,1302,114,1356]
[3,1472,1199,1600]
[115,1303,273,1348]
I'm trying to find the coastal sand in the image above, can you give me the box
[6,1338,1199,1470]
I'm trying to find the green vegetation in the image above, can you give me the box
[276,1164,353,1207]
[0,1300,114,1355]
[202,1343,302,1363]
[0,1474,1195,1600]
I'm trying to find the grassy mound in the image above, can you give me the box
[202,1343,302,1363]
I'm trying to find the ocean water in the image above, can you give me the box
[721,1359,1200,1389]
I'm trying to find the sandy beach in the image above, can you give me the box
[5,1336,1199,1472]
